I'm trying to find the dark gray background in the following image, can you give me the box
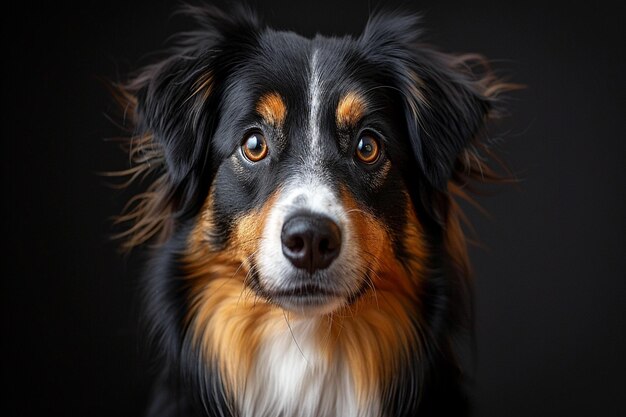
[2,1,624,416]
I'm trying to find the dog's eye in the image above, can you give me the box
[355,134,381,164]
[242,133,268,162]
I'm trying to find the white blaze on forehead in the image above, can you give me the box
[254,48,364,310]
[308,49,322,153]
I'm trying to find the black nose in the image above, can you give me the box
[281,214,342,273]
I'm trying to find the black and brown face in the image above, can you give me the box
[188,41,419,316]
[128,9,494,318]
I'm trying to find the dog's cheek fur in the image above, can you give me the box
[183,188,283,397]
[296,187,427,407]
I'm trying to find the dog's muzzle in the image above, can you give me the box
[255,180,363,315]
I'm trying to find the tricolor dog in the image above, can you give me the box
[110,4,513,416]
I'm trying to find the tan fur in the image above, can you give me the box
[327,189,426,399]
[256,92,287,128]
[185,191,283,395]
[336,91,367,128]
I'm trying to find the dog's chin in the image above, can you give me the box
[272,294,346,316]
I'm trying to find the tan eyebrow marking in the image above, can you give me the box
[336,91,367,128]
[256,92,287,127]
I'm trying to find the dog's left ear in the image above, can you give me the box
[360,13,496,190]
[108,5,262,250]
[122,5,262,193]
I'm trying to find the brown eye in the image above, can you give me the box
[242,133,268,162]
[355,134,381,164]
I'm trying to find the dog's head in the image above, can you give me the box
[113,6,508,318]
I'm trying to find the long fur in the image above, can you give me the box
[108,4,517,417]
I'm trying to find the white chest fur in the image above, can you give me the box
[237,318,381,417]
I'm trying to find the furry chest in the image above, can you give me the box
[235,318,381,417]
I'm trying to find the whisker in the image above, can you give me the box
[283,310,309,365]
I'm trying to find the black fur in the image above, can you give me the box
[117,4,505,416]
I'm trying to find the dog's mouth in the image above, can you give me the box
[259,282,346,315]
[272,291,345,315]
[271,284,340,298]
[248,266,369,315]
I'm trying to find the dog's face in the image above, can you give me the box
[115,7,510,414]
[203,32,423,315]
[125,8,493,318]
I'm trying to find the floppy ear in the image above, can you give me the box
[125,5,261,189]
[108,5,261,250]
[360,13,498,190]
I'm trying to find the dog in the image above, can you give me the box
[110,4,513,417]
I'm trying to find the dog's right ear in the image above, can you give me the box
[108,5,261,250]
[119,5,261,189]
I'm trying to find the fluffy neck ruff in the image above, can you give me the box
[184,274,422,417]
[178,193,428,417]
[182,206,427,417]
